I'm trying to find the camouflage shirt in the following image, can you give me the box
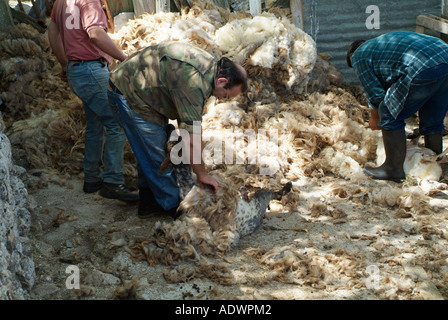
[109,42,217,132]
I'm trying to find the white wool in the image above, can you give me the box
[404,144,442,181]
[249,38,278,68]
[319,147,366,182]
[213,19,247,53]
[370,187,403,207]
[214,12,316,91]
[202,101,245,128]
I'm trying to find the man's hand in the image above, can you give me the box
[187,132,218,193]
[369,109,381,130]
[60,68,67,82]
[197,173,218,193]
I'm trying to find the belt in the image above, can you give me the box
[109,80,122,95]
[68,57,107,66]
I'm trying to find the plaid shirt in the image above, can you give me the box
[351,31,448,118]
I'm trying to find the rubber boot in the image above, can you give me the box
[364,129,406,182]
[138,188,164,218]
[424,132,443,155]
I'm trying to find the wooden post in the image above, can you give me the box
[44,0,52,16]
[249,0,261,16]
[133,0,156,18]
[290,0,304,29]
[0,0,14,27]
[30,0,41,18]
[156,0,170,13]
[103,0,114,33]
[17,0,26,12]
[442,0,448,42]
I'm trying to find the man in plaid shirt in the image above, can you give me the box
[347,31,448,182]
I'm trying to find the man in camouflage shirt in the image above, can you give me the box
[108,42,248,219]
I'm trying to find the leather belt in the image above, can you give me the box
[68,57,107,67]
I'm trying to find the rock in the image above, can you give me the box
[83,270,121,286]
[33,283,60,298]
[0,120,35,300]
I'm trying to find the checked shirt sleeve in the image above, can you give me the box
[352,58,385,110]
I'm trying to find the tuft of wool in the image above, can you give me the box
[246,246,364,287]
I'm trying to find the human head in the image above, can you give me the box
[346,40,366,68]
[213,57,248,100]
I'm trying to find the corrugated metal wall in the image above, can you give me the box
[300,0,442,83]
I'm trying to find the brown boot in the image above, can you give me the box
[99,183,139,202]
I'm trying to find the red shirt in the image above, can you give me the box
[51,0,110,61]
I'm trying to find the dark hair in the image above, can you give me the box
[346,40,366,68]
[216,57,248,92]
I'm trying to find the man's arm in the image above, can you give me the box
[48,21,68,79]
[369,108,381,130]
[188,133,218,193]
[87,27,127,62]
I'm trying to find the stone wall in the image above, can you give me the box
[0,113,35,300]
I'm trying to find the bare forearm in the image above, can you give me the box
[369,108,381,130]
[88,28,127,62]
[188,133,218,192]
[48,22,68,68]
[189,134,207,178]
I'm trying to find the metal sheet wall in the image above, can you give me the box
[301,0,442,83]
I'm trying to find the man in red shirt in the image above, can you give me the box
[49,0,138,202]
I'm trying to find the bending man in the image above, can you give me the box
[347,31,448,182]
[108,42,248,219]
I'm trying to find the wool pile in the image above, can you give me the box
[0,23,137,189]
[2,2,446,291]
[129,174,241,266]
[116,2,374,267]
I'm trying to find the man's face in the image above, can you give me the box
[213,78,243,100]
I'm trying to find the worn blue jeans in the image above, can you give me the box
[379,63,448,135]
[108,90,180,211]
[67,60,126,184]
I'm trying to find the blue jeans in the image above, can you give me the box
[67,60,126,184]
[108,90,180,211]
[379,63,448,134]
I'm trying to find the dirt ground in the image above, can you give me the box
[26,158,448,301]
[3,1,447,303]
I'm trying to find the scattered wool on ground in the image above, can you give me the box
[2,3,447,290]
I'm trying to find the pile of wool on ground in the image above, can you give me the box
[3,3,447,284]
[0,23,137,190]
[116,3,380,267]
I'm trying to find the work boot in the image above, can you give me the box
[137,188,164,219]
[364,129,406,182]
[99,182,139,202]
[424,132,443,154]
[83,179,103,193]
